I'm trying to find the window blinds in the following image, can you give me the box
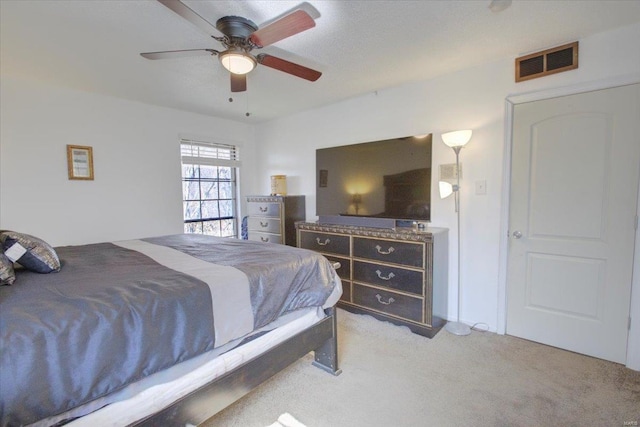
[180,139,241,167]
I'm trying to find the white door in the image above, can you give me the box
[507,83,640,364]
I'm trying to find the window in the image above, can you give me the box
[180,138,240,238]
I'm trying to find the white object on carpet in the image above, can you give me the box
[266,412,307,427]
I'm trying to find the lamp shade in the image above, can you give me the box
[439,181,454,199]
[219,50,256,75]
[442,130,472,148]
[270,175,287,195]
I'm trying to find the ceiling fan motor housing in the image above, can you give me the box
[216,16,258,40]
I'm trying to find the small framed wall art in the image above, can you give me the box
[67,145,94,180]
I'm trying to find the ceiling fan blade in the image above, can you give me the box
[230,73,247,92]
[249,10,315,48]
[140,49,217,60]
[257,54,321,82]
[156,0,222,36]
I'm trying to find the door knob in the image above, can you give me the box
[512,230,523,239]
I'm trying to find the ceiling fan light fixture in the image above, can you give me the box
[219,50,256,75]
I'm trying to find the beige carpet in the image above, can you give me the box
[203,309,640,427]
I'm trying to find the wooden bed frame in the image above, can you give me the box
[133,307,341,426]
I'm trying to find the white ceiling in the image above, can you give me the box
[2,0,640,123]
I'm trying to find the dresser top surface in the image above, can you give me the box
[296,221,447,242]
[246,195,304,202]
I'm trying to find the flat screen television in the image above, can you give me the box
[316,134,432,225]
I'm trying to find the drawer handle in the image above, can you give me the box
[375,270,395,281]
[259,206,268,213]
[375,294,395,305]
[260,221,269,227]
[316,238,331,246]
[261,237,269,242]
[375,245,395,255]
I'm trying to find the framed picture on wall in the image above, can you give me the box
[67,145,94,180]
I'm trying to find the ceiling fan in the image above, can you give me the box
[141,0,322,93]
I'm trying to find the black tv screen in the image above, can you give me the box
[316,134,432,222]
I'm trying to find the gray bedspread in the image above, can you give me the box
[0,234,339,426]
[144,234,337,327]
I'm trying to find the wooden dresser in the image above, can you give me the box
[297,222,448,337]
[246,196,305,247]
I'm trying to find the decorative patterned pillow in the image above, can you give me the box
[0,252,16,285]
[0,231,61,274]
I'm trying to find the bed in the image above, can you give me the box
[0,232,342,426]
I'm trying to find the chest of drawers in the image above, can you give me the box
[297,222,448,337]
[246,196,305,246]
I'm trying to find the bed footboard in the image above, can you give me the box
[134,307,340,426]
[312,306,342,376]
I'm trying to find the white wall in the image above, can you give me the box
[253,23,640,363]
[0,77,257,246]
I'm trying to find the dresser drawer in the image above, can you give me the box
[248,217,282,234]
[353,260,423,295]
[248,232,282,244]
[340,281,352,303]
[352,284,423,323]
[247,202,281,217]
[298,231,350,256]
[324,255,351,281]
[353,237,424,268]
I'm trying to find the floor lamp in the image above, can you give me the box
[440,129,472,336]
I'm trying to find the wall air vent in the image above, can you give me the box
[515,41,578,82]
